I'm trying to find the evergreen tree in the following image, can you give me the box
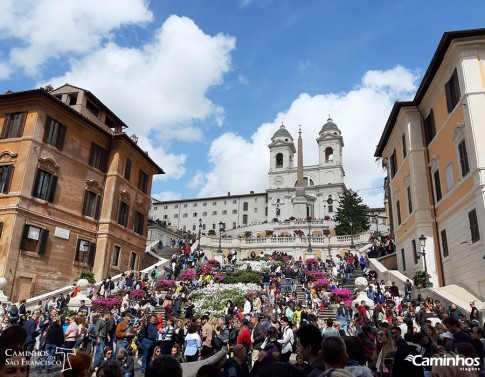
[334,189,370,235]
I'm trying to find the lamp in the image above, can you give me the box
[80,240,90,278]
[417,234,430,287]
[349,220,355,249]
[217,221,224,253]
[197,218,202,252]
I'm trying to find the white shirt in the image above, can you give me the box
[243,300,251,314]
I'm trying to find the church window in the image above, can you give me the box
[243,202,248,211]
[276,153,283,168]
[325,147,334,162]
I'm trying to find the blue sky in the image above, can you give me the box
[1,0,485,208]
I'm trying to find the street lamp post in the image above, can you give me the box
[307,217,312,253]
[374,214,379,235]
[80,241,90,278]
[197,218,202,252]
[417,234,431,287]
[217,221,224,253]
[349,220,355,249]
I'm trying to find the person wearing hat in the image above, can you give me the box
[115,312,135,358]
[223,343,249,377]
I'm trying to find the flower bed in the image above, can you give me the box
[91,297,122,312]
[130,289,146,300]
[306,270,326,282]
[306,258,319,270]
[189,283,262,317]
[313,279,329,290]
[330,288,354,307]
[236,260,267,272]
[156,279,176,290]
[178,269,197,282]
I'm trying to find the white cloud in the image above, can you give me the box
[198,66,419,208]
[238,74,249,86]
[297,59,312,73]
[189,171,205,189]
[152,191,182,202]
[0,0,153,76]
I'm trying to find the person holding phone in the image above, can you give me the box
[373,328,396,377]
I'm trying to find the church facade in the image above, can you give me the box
[150,118,347,232]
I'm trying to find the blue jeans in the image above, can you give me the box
[94,339,105,364]
[404,292,411,303]
[285,278,292,292]
[40,344,57,371]
[141,338,155,371]
[263,282,269,294]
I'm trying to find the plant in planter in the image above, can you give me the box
[178,269,197,282]
[330,288,354,306]
[156,279,176,290]
[413,271,427,288]
[306,258,319,270]
[313,279,329,291]
[289,216,296,221]
[294,229,304,237]
[306,270,326,282]
[74,271,96,284]
[208,229,216,236]
[130,289,146,300]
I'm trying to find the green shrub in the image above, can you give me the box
[74,271,96,284]
[221,271,261,285]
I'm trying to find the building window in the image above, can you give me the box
[276,153,283,167]
[1,112,26,139]
[254,208,258,213]
[412,239,418,264]
[202,212,207,216]
[213,202,217,206]
[117,201,129,227]
[325,147,334,162]
[433,170,442,202]
[183,213,188,218]
[407,186,413,214]
[232,222,236,229]
[129,252,137,270]
[138,170,148,193]
[174,214,178,218]
[222,210,227,215]
[67,93,78,106]
[124,158,132,180]
[193,203,197,207]
[192,224,196,231]
[243,215,248,225]
[183,204,188,208]
[82,190,101,219]
[469,209,480,243]
[441,229,449,258]
[445,68,461,113]
[134,211,145,235]
[212,211,217,215]
[74,239,95,266]
[424,109,436,147]
[86,99,100,118]
[32,169,57,202]
[89,143,108,172]
[174,204,179,209]
[458,140,470,178]
[390,150,397,178]
[112,245,121,267]
[193,213,198,217]
[445,163,455,191]
[203,203,207,207]
[396,200,402,225]
[232,200,237,204]
[43,117,66,150]
[0,165,13,193]
[20,224,49,254]
[232,209,237,214]
[401,248,406,271]
[212,223,216,230]
[402,134,407,159]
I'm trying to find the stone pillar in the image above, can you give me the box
[0,277,9,303]
[69,279,92,311]
[353,276,374,315]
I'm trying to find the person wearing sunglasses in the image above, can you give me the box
[372,328,396,377]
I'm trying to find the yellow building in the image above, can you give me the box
[0,84,163,301]
[375,28,485,298]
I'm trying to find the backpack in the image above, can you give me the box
[151,269,156,278]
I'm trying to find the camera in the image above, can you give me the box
[216,326,221,331]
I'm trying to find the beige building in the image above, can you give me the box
[0,84,163,301]
[375,28,485,298]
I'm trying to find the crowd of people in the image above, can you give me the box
[0,249,484,377]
